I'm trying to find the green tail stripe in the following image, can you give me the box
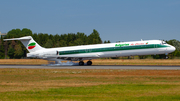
[28,42,36,46]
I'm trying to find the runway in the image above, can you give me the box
[0,65,180,70]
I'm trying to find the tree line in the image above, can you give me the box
[0,28,180,59]
[0,28,102,59]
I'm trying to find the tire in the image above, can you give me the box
[87,61,92,65]
[79,61,84,66]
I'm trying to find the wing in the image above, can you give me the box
[57,53,101,61]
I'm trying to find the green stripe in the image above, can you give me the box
[59,44,169,55]
[28,42,36,46]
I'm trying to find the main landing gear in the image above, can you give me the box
[79,61,84,66]
[79,60,92,66]
[87,61,92,65]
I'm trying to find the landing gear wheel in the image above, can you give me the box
[79,61,84,66]
[87,61,92,65]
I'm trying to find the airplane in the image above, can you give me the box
[4,36,176,65]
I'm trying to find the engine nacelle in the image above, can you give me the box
[27,52,38,58]
[27,50,57,58]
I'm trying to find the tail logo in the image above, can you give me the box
[28,42,36,49]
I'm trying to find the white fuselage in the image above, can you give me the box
[27,40,175,61]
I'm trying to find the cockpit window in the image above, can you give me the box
[162,41,167,44]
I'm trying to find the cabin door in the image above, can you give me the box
[154,44,157,48]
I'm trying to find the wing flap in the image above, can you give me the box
[58,53,100,58]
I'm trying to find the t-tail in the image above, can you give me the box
[4,36,45,53]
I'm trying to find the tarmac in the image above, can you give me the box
[0,65,180,70]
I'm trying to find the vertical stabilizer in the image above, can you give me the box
[4,36,45,52]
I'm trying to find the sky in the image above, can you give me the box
[0,0,180,42]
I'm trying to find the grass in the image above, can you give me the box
[0,69,180,100]
[0,59,180,66]
[0,59,48,65]
[1,84,180,101]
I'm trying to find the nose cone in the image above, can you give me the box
[167,46,176,53]
[172,46,176,52]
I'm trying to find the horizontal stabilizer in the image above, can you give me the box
[3,36,32,41]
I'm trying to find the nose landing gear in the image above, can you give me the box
[165,53,168,59]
